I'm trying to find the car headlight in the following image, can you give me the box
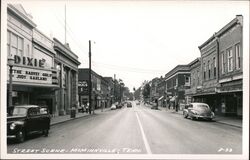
[211,112,215,117]
[10,123,16,130]
[190,110,198,115]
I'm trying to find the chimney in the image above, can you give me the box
[65,43,71,50]
[236,15,243,25]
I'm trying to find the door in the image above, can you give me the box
[26,108,40,133]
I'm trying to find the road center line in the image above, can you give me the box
[135,112,152,154]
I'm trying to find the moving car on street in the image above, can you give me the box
[183,103,215,121]
[7,105,51,143]
[116,103,123,109]
[111,104,116,110]
[127,102,132,108]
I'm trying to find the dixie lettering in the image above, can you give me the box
[14,55,45,68]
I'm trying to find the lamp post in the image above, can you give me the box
[8,56,15,114]
[174,86,178,112]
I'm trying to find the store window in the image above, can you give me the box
[227,48,233,72]
[235,43,241,70]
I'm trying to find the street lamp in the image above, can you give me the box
[8,56,15,114]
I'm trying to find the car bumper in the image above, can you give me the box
[193,115,214,119]
[7,135,16,139]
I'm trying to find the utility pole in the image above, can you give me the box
[114,74,116,103]
[64,4,67,44]
[88,40,92,114]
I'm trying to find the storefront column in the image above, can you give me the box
[59,64,65,116]
[66,68,71,114]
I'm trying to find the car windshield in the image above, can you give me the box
[195,104,209,109]
[12,107,27,116]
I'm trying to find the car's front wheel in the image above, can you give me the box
[183,112,188,118]
[16,129,25,143]
[43,129,49,137]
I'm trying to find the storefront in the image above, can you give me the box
[7,57,59,114]
[218,79,242,117]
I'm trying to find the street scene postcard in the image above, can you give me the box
[0,0,249,160]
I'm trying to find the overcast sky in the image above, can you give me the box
[15,1,249,91]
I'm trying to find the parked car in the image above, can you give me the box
[116,103,123,109]
[78,104,86,113]
[7,105,51,143]
[111,104,116,110]
[183,103,215,121]
[127,102,132,108]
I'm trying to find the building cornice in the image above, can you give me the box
[53,38,81,65]
[198,15,242,50]
[7,4,36,28]
[165,65,190,79]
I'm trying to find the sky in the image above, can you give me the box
[10,0,249,91]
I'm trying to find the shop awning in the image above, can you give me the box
[158,96,164,100]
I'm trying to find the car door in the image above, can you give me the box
[187,104,193,116]
[39,107,50,131]
[26,108,40,133]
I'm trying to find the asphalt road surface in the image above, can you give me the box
[7,101,242,154]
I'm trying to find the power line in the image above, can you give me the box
[92,61,168,74]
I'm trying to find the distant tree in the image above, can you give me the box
[143,83,151,100]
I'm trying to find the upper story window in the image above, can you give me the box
[221,52,226,74]
[197,70,200,85]
[213,57,216,78]
[203,62,206,80]
[227,48,233,72]
[235,43,241,70]
[7,30,24,58]
[185,76,190,87]
[208,60,211,79]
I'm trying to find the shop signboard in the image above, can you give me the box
[8,66,55,85]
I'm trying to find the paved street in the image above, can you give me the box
[7,101,242,154]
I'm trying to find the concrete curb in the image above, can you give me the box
[50,109,112,126]
[50,114,92,126]
[214,121,242,128]
[159,107,242,128]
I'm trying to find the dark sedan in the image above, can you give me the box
[7,105,51,143]
[183,103,215,121]
[127,102,132,108]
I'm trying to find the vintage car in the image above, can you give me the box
[7,105,51,143]
[127,102,132,108]
[183,103,215,121]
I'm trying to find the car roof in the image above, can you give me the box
[191,103,209,106]
[14,105,40,109]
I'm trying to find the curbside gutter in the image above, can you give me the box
[158,107,242,128]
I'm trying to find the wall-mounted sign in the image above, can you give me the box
[8,66,56,85]
[14,55,45,68]
[79,81,88,87]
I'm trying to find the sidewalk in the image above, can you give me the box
[50,107,111,126]
[157,106,242,128]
